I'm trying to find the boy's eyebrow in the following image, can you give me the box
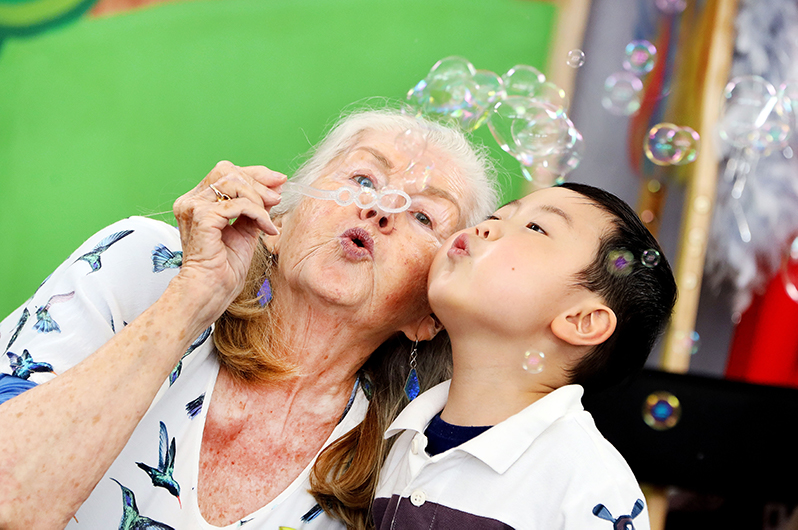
[539,205,574,227]
[496,200,574,227]
[498,199,521,209]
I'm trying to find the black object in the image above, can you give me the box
[583,368,798,502]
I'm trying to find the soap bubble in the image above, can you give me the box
[566,49,586,68]
[782,236,798,302]
[777,80,798,133]
[607,249,635,276]
[489,97,570,161]
[655,0,687,14]
[641,249,662,267]
[643,391,682,431]
[406,56,478,119]
[532,124,584,179]
[717,75,791,154]
[459,69,505,131]
[644,123,700,166]
[502,64,546,97]
[674,330,701,356]
[623,40,657,75]
[602,71,644,116]
[534,81,570,112]
[403,160,436,193]
[395,128,427,161]
[522,350,546,374]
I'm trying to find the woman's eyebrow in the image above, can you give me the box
[359,147,394,171]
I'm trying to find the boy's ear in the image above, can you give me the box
[400,314,443,342]
[551,301,616,347]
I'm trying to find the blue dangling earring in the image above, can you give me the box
[404,340,420,400]
[257,278,272,307]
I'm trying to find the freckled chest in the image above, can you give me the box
[196,385,343,526]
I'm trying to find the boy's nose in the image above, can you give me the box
[475,222,500,240]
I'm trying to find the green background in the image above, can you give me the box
[0,0,555,315]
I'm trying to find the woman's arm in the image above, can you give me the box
[0,162,284,529]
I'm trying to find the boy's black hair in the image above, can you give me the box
[557,182,678,393]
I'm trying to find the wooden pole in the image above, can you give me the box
[526,0,593,192]
[545,0,593,100]
[659,0,738,372]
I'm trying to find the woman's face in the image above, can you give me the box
[274,128,472,339]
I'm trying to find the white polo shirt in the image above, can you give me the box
[374,381,650,530]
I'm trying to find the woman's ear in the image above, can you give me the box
[400,314,444,342]
[551,301,616,346]
[262,214,285,252]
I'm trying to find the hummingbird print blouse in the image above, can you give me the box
[0,217,368,529]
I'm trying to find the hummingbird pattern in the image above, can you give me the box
[185,393,204,419]
[151,244,183,273]
[136,422,181,508]
[7,349,55,380]
[0,219,366,528]
[4,308,30,354]
[168,326,211,386]
[33,291,75,333]
[74,230,134,274]
[111,478,175,530]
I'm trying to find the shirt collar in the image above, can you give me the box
[385,380,451,437]
[385,381,585,474]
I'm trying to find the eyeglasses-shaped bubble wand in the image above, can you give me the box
[283,181,412,214]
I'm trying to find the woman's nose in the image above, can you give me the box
[360,206,395,233]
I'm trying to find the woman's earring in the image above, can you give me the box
[257,278,272,306]
[404,340,420,400]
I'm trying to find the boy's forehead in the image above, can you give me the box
[499,187,613,233]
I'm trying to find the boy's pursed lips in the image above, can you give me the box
[448,233,470,258]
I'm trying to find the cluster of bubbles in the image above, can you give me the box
[602,40,657,116]
[605,248,662,276]
[716,76,796,242]
[644,123,700,166]
[405,56,583,183]
[522,350,546,374]
[717,75,795,156]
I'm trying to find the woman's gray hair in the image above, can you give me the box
[272,108,499,227]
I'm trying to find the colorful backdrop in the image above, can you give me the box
[0,0,557,315]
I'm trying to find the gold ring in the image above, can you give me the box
[209,184,232,202]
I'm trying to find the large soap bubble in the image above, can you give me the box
[502,64,546,98]
[717,75,792,154]
[602,71,644,116]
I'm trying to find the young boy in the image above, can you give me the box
[373,182,677,530]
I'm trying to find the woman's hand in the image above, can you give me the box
[172,161,286,322]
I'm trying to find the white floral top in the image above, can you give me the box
[0,217,367,529]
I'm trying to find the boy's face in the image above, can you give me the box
[428,187,612,336]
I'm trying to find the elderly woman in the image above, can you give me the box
[0,108,497,529]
